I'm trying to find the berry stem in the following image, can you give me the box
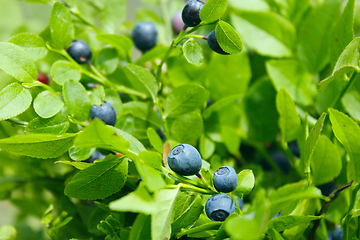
[186,34,207,40]
[162,166,207,189]
[196,173,216,191]
[166,183,216,195]
[70,9,103,34]
[6,118,28,127]
[22,81,57,94]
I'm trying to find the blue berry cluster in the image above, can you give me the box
[167,144,239,222]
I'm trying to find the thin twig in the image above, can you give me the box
[309,180,354,240]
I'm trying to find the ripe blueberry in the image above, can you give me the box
[132,22,158,52]
[172,11,185,34]
[90,101,117,126]
[37,73,49,85]
[66,39,92,64]
[237,197,244,210]
[332,226,343,240]
[205,194,235,222]
[207,30,229,55]
[182,0,204,27]
[168,144,202,176]
[82,150,105,163]
[213,166,238,193]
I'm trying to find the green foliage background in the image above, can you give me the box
[0,0,360,239]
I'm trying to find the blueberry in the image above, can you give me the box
[213,166,238,193]
[132,22,158,52]
[317,181,338,197]
[168,144,202,176]
[66,39,92,64]
[206,99,213,108]
[82,150,105,163]
[90,101,117,126]
[207,30,229,55]
[332,226,343,240]
[205,194,235,222]
[182,0,204,27]
[270,151,291,173]
[288,140,300,158]
[172,11,185,34]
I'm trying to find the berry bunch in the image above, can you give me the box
[167,144,239,222]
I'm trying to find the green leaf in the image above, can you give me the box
[68,146,95,161]
[135,151,165,192]
[310,135,342,185]
[128,214,151,240]
[74,119,130,154]
[267,228,285,240]
[109,184,157,214]
[203,94,242,119]
[51,60,81,86]
[164,84,207,118]
[100,0,127,34]
[183,38,204,66]
[177,222,222,238]
[63,80,91,122]
[267,215,322,232]
[200,0,227,23]
[226,193,270,240]
[124,64,158,103]
[0,225,16,240]
[269,181,327,205]
[33,90,64,118]
[55,160,91,170]
[297,0,341,73]
[0,83,32,121]
[266,59,317,106]
[90,86,105,106]
[276,88,301,142]
[170,112,204,144]
[0,133,76,159]
[205,52,250,100]
[95,48,118,74]
[147,127,164,154]
[112,127,146,154]
[50,2,75,49]
[329,0,354,66]
[0,42,37,82]
[151,187,180,240]
[230,11,295,57]
[136,46,168,65]
[171,193,204,236]
[96,34,132,58]
[233,169,255,198]
[122,102,162,128]
[303,113,326,174]
[319,37,360,91]
[329,108,360,184]
[199,135,215,159]
[25,114,69,135]
[243,78,279,142]
[8,32,47,61]
[215,20,243,55]
[65,156,128,200]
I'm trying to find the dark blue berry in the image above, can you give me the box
[206,99,213,108]
[205,194,235,222]
[156,129,166,140]
[82,150,105,163]
[332,226,343,240]
[207,30,229,55]
[270,151,291,173]
[273,212,281,218]
[66,39,92,64]
[168,144,202,176]
[172,11,185,34]
[132,22,158,52]
[213,166,238,193]
[90,101,117,126]
[182,0,204,27]
[288,140,300,158]
[237,197,244,210]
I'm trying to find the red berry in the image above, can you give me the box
[37,73,49,85]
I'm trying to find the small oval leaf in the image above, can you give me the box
[215,20,243,54]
